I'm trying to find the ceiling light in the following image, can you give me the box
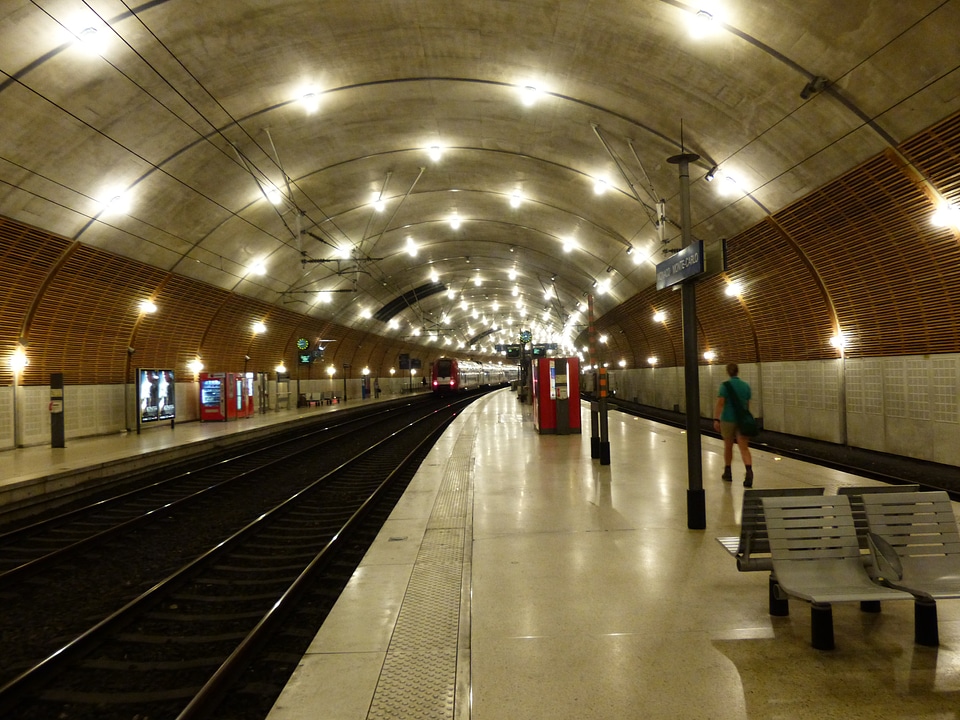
[388,318,400,330]
[266,186,283,205]
[103,192,132,215]
[932,204,960,228]
[406,236,417,257]
[544,287,554,300]
[508,268,517,280]
[703,350,716,362]
[446,287,456,299]
[653,311,666,322]
[473,273,482,287]
[9,346,29,372]
[249,260,267,275]
[510,190,523,208]
[512,285,520,297]
[429,145,443,162]
[625,246,634,255]
[372,192,386,212]
[593,178,609,195]
[705,166,717,182]
[139,300,157,314]
[618,359,627,368]
[596,278,611,295]
[187,357,204,374]
[599,334,608,344]
[647,356,658,366]
[77,26,107,56]
[492,301,500,311]
[521,85,540,106]
[719,175,740,196]
[449,213,461,230]
[829,332,848,349]
[300,91,320,114]
[689,9,717,39]
[724,281,742,297]
[460,298,468,310]
[252,321,266,334]
[430,268,439,283]
[360,308,372,319]
[562,237,577,253]
[316,291,332,304]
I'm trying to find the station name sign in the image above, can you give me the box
[656,240,704,290]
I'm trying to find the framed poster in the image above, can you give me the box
[137,368,176,430]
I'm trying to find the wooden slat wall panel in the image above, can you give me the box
[0,218,71,385]
[25,245,167,385]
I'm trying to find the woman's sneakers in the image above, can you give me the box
[743,467,754,488]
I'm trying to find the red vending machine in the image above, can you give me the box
[199,372,226,422]
[532,357,581,434]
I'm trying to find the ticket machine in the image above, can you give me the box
[531,356,581,434]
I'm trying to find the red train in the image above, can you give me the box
[430,358,518,395]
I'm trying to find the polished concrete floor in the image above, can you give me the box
[266,388,960,720]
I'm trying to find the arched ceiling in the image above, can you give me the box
[1,0,959,357]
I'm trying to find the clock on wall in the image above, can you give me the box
[296,337,309,350]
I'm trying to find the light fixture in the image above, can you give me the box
[800,76,828,100]
[562,237,576,253]
[931,204,960,228]
[77,26,107,56]
[705,166,717,182]
[512,284,520,297]
[406,236,418,257]
[599,334,608,344]
[388,318,400,330]
[618,359,627,368]
[653,311,666,322]
[544,287,554,300]
[266,186,283,205]
[249,261,267,276]
[430,268,439,283]
[510,190,523,208]
[362,367,370,376]
[372,192,386,212]
[187,357,204,374]
[316,291,332,304]
[429,145,443,162]
[252,321,267,334]
[449,213,461,230]
[360,308,372,319]
[390,368,396,376]
[520,84,540,106]
[300,91,320,114]
[703,350,717,362]
[724,281,742,297]
[275,361,287,374]
[473,273,482,287]
[593,178,609,195]
[625,246,634,255]
[9,346,28,372]
[689,9,716,39]
[647,356,658,366]
[829,332,848,350]
[719,175,740,196]
[446,287,456,299]
[508,267,518,280]
[139,300,157,314]
[327,366,336,378]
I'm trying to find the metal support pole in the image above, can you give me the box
[590,401,600,458]
[598,366,610,465]
[668,151,706,530]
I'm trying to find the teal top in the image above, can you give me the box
[718,377,751,422]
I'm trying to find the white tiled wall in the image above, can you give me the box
[608,353,960,466]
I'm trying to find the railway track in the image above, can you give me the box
[0,393,476,719]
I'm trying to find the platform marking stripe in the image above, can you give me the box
[367,445,475,719]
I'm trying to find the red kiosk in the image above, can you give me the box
[531,356,581,434]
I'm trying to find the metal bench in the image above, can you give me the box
[715,487,827,572]
[863,490,960,647]
[762,495,913,650]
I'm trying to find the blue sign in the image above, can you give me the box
[655,240,704,290]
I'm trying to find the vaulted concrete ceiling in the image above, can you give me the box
[1,1,958,354]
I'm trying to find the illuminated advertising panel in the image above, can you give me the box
[138,369,176,424]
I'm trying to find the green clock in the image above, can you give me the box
[296,337,310,350]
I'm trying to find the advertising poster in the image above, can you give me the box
[138,369,176,424]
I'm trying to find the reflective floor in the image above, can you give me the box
[260,388,960,719]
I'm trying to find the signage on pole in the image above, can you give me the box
[655,240,704,290]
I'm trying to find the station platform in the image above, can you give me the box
[267,388,960,720]
[0,394,403,518]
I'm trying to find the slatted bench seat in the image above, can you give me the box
[762,495,913,650]
[863,490,960,647]
[715,487,826,572]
